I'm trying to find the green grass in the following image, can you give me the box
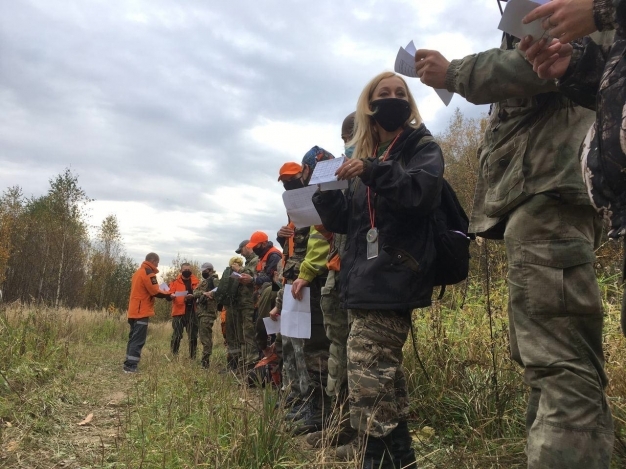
[0,271,625,468]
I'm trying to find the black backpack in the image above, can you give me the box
[431,179,472,298]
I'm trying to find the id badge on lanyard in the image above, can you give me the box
[366,227,379,260]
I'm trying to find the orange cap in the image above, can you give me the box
[278,162,302,181]
[246,231,269,249]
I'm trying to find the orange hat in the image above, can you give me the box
[278,162,302,181]
[246,231,269,248]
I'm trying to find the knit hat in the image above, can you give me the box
[301,146,335,171]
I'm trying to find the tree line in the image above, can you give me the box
[1,110,620,314]
[0,169,136,311]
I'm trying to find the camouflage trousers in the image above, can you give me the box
[321,270,350,399]
[347,309,410,438]
[504,195,613,468]
[255,285,277,351]
[197,308,217,367]
[231,305,258,367]
[224,305,239,363]
[282,277,330,398]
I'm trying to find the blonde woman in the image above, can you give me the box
[313,71,443,469]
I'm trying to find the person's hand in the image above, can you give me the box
[523,0,595,44]
[415,49,450,89]
[230,263,241,273]
[203,291,212,298]
[335,158,364,180]
[170,293,176,299]
[291,278,310,300]
[520,35,572,79]
[277,225,294,238]
[185,294,194,300]
[238,273,253,284]
[269,307,280,321]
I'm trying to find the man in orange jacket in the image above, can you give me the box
[169,262,200,359]
[124,252,171,373]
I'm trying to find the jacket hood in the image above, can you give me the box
[141,260,159,274]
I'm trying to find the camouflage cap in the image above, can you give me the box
[301,146,335,171]
[235,240,249,254]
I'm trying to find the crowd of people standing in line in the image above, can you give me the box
[121,1,626,466]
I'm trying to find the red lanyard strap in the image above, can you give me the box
[366,133,401,230]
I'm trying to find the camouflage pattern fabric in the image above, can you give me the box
[505,194,613,468]
[446,32,615,467]
[194,275,218,366]
[233,253,259,367]
[347,309,410,438]
[224,305,240,364]
[255,282,277,351]
[321,269,349,399]
[280,278,330,398]
[558,32,626,239]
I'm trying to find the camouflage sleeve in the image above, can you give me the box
[558,37,611,110]
[444,47,557,104]
[275,285,284,313]
[594,0,616,31]
[193,278,208,299]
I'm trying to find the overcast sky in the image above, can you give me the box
[0,0,503,275]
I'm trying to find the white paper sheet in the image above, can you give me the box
[263,316,281,335]
[229,271,242,279]
[280,284,311,339]
[309,157,349,191]
[498,0,551,44]
[395,42,454,106]
[320,179,349,191]
[174,291,188,297]
[282,185,322,228]
[159,283,168,291]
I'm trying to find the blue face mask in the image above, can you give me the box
[344,146,355,159]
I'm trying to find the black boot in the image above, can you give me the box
[391,420,417,468]
[293,392,330,435]
[362,434,395,469]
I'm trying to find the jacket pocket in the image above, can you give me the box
[484,132,531,218]
[385,247,420,273]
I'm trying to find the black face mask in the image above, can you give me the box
[283,178,305,191]
[202,271,210,279]
[182,271,192,278]
[370,98,411,132]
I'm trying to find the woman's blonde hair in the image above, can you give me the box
[348,71,422,160]
[229,256,244,267]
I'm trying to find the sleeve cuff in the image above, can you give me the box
[445,60,461,93]
[593,0,616,31]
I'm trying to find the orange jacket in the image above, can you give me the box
[169,273,200,316]
[127,261,170,319]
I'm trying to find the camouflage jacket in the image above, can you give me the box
[445,36,596,237]
[555,3,625,237]
[193,274,218,314]
[234,253,258,309]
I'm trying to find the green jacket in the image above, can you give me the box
[234,252,258,309]
[193,274,218,314]
[445,38,595,237]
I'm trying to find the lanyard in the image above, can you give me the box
[366,133,401,230]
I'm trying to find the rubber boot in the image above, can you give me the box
[391,420,417,468]
[362,434,395,469]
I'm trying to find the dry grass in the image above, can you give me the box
[0,269,624,468]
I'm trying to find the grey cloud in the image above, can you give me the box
[1,0,505,270]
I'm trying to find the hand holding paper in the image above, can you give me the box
[395,40,453,106]
[309,156,349,191]
[522,0,596,45]
[498,0,551,44]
